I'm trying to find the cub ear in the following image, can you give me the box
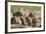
[11,17,16,24]
[29,12,34,17]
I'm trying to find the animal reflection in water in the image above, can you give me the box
[11,8,41,29]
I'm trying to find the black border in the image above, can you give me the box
[5,1,45,33]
